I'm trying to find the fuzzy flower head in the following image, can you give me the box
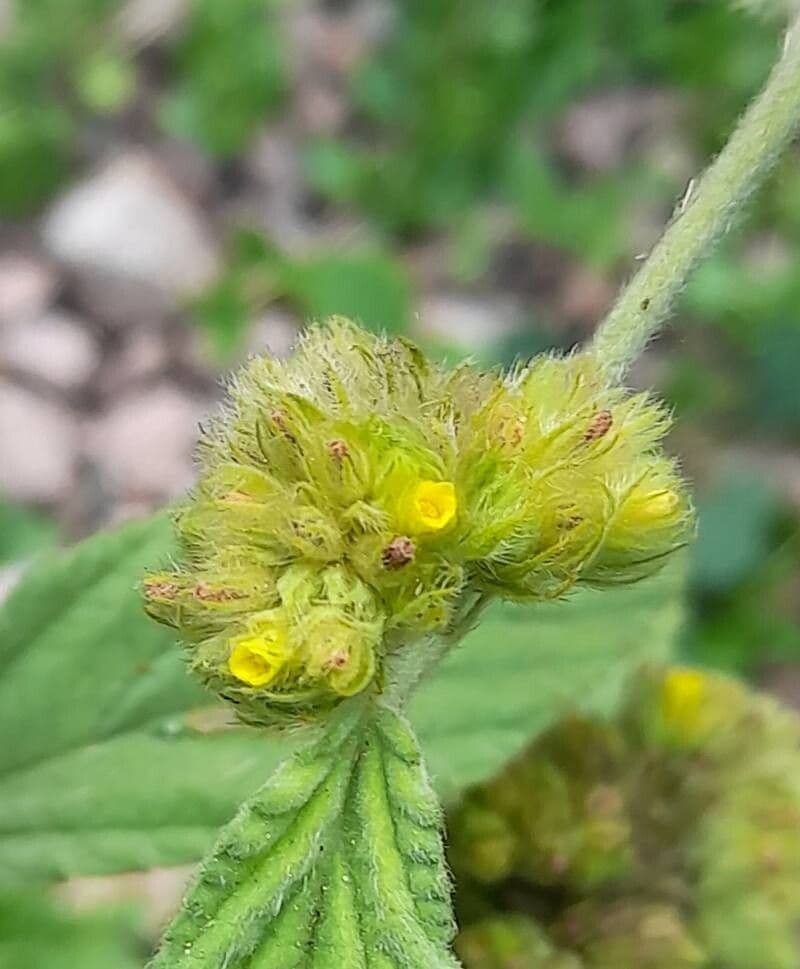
[143,318,691,726]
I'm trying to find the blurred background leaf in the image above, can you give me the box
[0,889,142,969]
[160,0,286,157]
[0,502,57,566]
[284,249,412,334]
[691,472,781,596]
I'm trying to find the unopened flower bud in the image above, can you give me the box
[382,536,416,570]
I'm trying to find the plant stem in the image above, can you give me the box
[591,17,800,381]
[383,592,493,707]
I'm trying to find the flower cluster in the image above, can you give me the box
[450,667,800,969]
[144,318,690,725]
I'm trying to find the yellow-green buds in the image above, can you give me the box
[449,717,632,893]
[451,666,800,969]
[143,319,691,726]
[625,664,748,750]
[556,902,706,969]
[456,916,582,969]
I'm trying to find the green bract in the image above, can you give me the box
[144,318,690,727]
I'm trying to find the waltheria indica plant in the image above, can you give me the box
[450,666,800,969]
[144,319,689,727]
[142,17,800,969]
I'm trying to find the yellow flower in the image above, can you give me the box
[625,487,680,526]
[405,480,458,534]
[229,630,287,686]
[661,668,707,734]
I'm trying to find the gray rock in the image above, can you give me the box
[117,0,189,45]
[296,81,347,135]
[289,4,387,76]
[96,329,169,396]
[247,309,299,359]
[1,312,99,391]
[156,139,217,202]
[0,254,58,325]
[246,128,303,192]
[556,264,615,333]
[0,385,78,503]
[84,385,206,500]
[68,271,171,331]
[416,294,520,350]
[237,128,323,253]
[557,89,681,173]
[43,153,220,306]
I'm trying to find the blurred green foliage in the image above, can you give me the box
[0,890,142,969]
[160,0,285,156]
[303,0,778,237]
[0,0,121,214]
[0,501,56,565]
[0,0,285,216]
[692,473,781,595]
[682,472,799,675]
[2,2,800,963]
[195,230,412,356]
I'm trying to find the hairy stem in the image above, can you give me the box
[383,592,494,707]
[591,17,800,380]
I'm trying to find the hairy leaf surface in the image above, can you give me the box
[149,699,460,969]
[0,517,283,882]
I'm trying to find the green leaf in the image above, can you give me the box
[692,475,779,594]
[160,0,285,156]
[0,518,681,880]
[193,231,286,359]
[284,251,412,334]
[413,559,685,800]
[0,518,683,883]
[0,501,56,565]
[149,699,461,969]
[0,888,141,969]
[0,730,282,883]
[0,514,195,775]
[0,515,284,882]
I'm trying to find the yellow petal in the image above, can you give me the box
[228,632,286,687]
[406,480,457,534]
[626,487,680,525]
